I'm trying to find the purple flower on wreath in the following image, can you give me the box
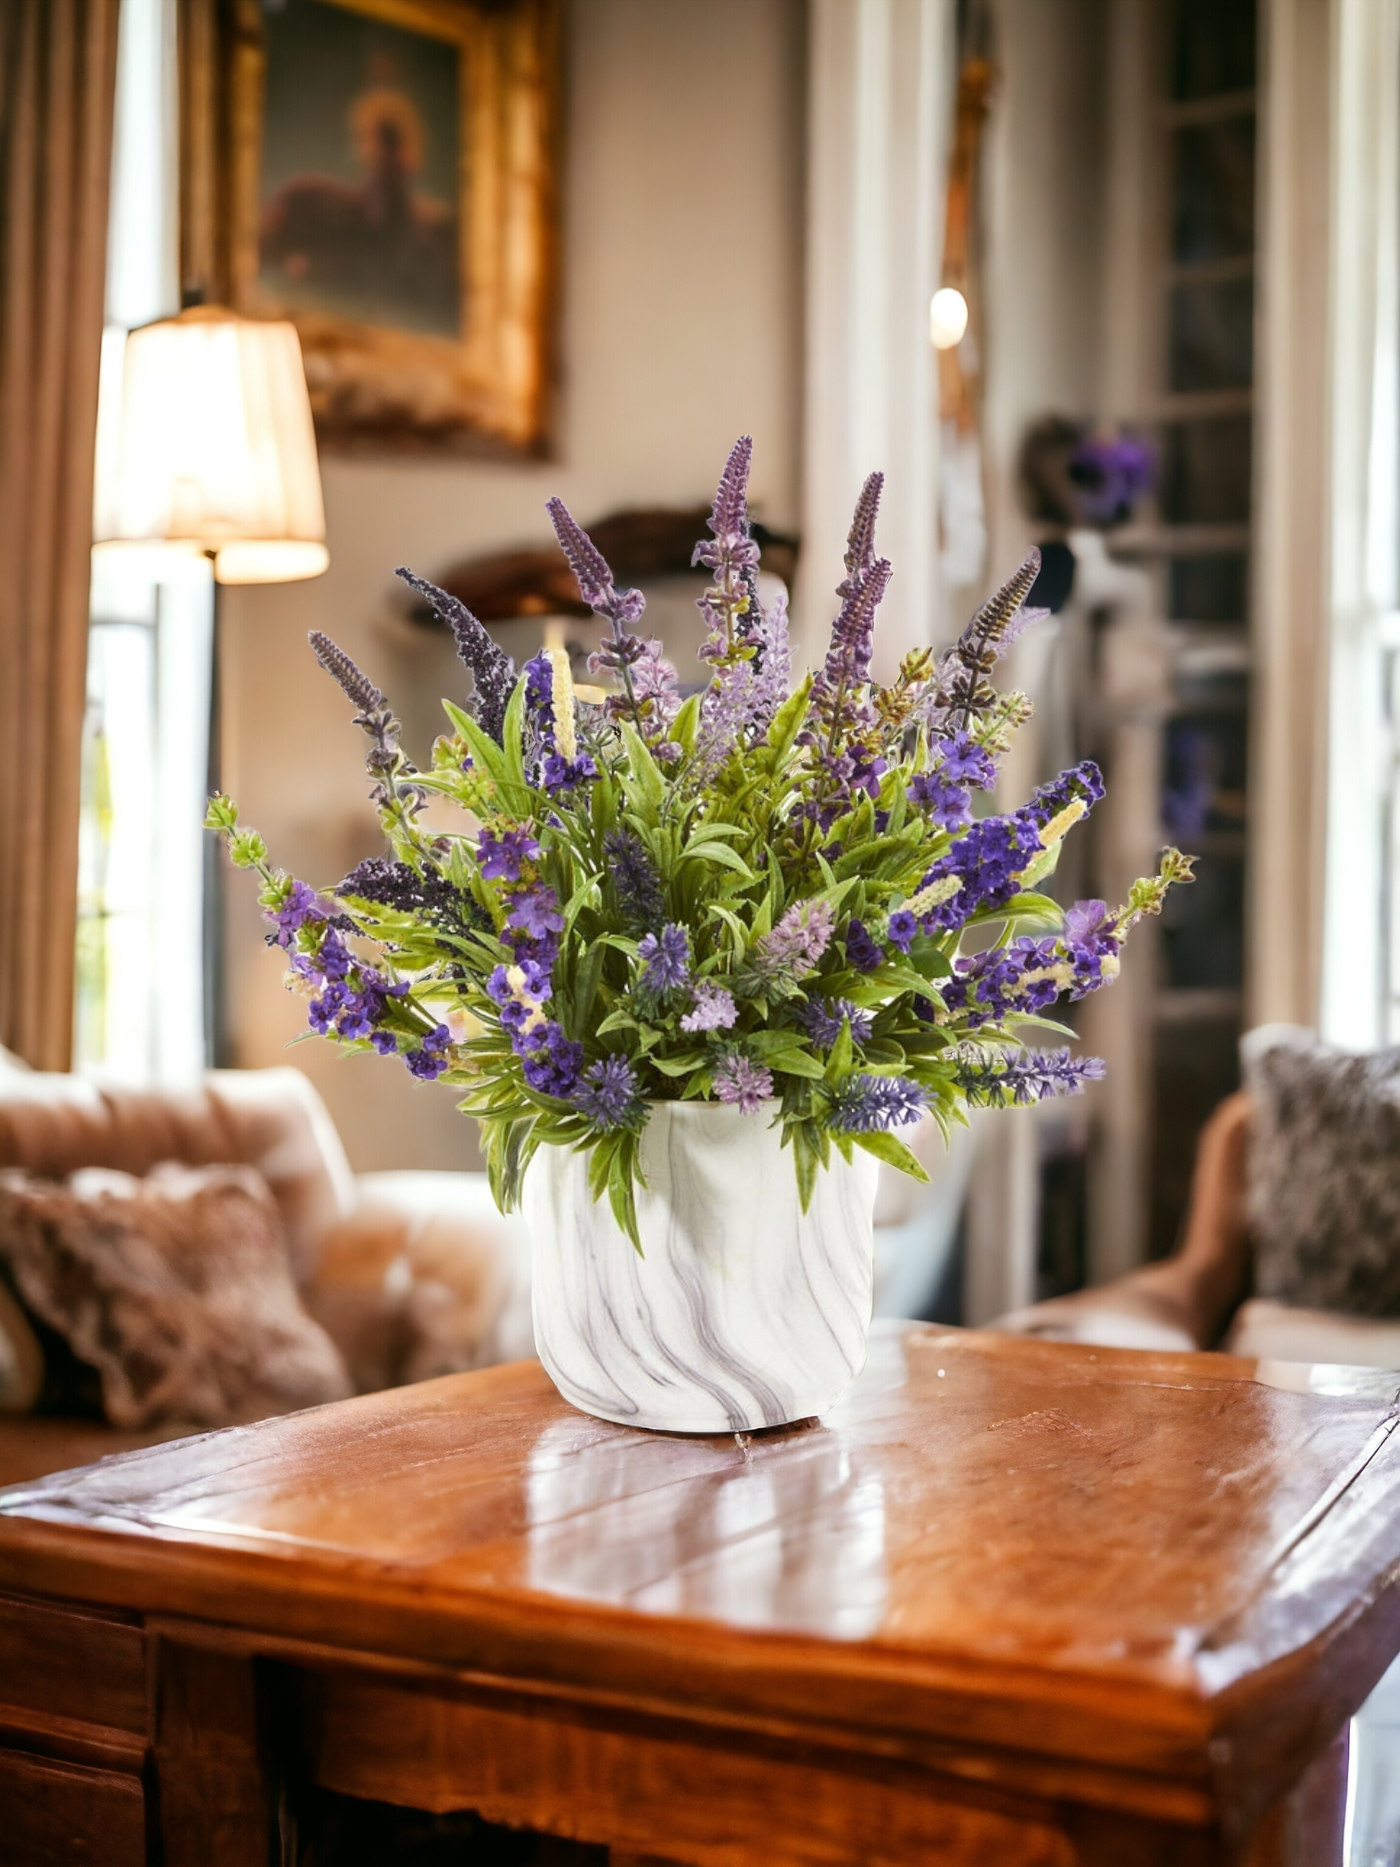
[828,1073,927,1132]
[638,922,690,994]
[886,910,918,954]
[572,1054,640,1132]
[681,980,738,1033]
[505,884,565,941]
[798,997,873,1049]
[844,918,883,973]
[476,827,540,883]
[712,1052,773,1115]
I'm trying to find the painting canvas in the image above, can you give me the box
[182,0,558,452]
[258,2,463,340]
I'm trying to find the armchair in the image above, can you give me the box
[996,1089,1400,1368]
[0,1059,531,1482]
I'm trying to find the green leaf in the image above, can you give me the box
[568,940,607,1038]
[824,1018,854,1085]
[763,675,813,767]
[848,1128,932,1183]
[501,676,528,791]
[768,1051,826,1081]
[620,723,666,816]
[647,1051,706,1077]
[442,701,508,784]
[678,838,755,880]
[670,691,702,755]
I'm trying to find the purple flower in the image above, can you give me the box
[370,1030,398,1055]
[407,1024,452,1081]
[713,1053,774,1115]
[748,586,793,735]
[681,981,738,1033]
[922,551,1044,732]
[518,1020,585,1097]
[798,997,873,1048]
[749,900,835,986]
[952,1045,1106,1107]
[307,982,348,1033]
[911,813,1044,935]
[266,879,326,948]
[394,569,516,744]
[604,828,666,930]
[505,884,565,940]
[638,922,690,994]
[939,731,998,789]
[477,827,540,882]
[828,1073,927,1132]
[572,1054,640,1131]
[546,498,646,627]
[886,910,918,953]
[488,957,551,1003]
[1020,760,1106,831]
[906,769,972,830]
[844,918,883,973]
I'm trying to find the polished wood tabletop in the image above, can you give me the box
[1,1324,1397,1865]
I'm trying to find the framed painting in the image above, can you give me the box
[180,0,559,453]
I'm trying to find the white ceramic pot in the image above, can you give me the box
[523,1100,879,1434]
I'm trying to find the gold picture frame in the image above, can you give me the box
[179,0,559,454]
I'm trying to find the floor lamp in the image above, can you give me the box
[91,305,328,1067]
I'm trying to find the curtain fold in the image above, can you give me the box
[0,0,120,1069]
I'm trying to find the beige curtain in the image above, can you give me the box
[0,0,120,1069]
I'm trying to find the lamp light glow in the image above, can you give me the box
[93,306,328,584]
[929,286,969,351]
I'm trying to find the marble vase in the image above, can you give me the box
[523,1101,880,1434]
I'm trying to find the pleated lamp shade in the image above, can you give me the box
[93,306,328,584]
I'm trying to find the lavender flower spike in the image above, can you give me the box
[828,1073,927,1132]
[309,632,384,713]
[546,497,646,628]
[702,434,754,550]
[951,1045,1106,1108]
[839,472,885,595]
[394,568,516,744]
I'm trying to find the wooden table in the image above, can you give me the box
[2,1325,1399,1866]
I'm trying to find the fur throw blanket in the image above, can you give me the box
[0,1161,350,1427]
[1246,1033,1400,1317]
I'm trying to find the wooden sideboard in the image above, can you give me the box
[1,1324,1396,1865]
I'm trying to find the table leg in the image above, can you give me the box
[1240,1726,1349,1867]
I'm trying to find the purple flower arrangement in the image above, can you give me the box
[208,435,1192,1241]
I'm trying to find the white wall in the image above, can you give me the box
[219,0,807,1171]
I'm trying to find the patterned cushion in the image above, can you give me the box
[0,1161,350,1428]
[1245,1031,1400,1317]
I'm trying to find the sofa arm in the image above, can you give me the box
[991,1092,1255,1356]
[306,1171,533,1394]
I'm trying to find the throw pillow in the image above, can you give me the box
[0,1161,351,1428]
[1245,1030,1400,1317]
